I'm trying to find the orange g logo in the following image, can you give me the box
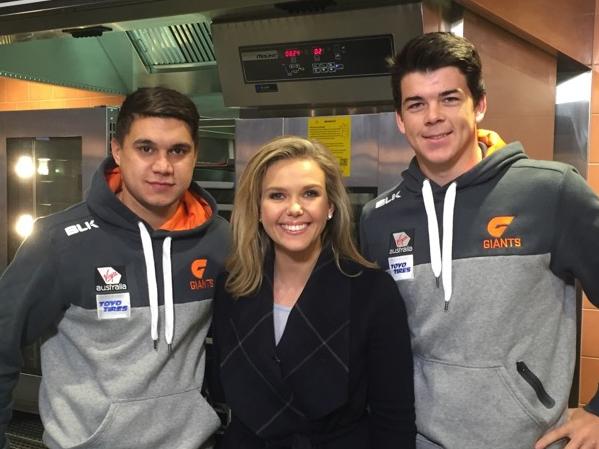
[191,259,207,279]
[487,216,514,238]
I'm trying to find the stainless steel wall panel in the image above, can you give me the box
[555,101,589,177]
[377,112,413,193]
[234,118,283,180]
[281,117,307,139]
[235,113,413,193]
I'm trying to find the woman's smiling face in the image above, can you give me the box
[260,158,333,262]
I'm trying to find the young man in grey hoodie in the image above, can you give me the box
[0,86,230,449]
[360,32,599,449]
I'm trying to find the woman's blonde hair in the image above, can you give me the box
[226,135,375,298]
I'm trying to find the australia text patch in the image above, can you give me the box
[388,229,414,256]
[95,266,128,292]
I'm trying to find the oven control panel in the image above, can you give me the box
[239,34,393,83]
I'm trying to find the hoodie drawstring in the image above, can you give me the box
[422,181,441,285]
[422,180,457,311]
[162,236,174,351]
[138,222,175,350]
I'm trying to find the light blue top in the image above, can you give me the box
[273,303,292,345]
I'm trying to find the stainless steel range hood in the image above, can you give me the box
[0,8,223,96]
[0,0,427,114]
[0,0,290,96]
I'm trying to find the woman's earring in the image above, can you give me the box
[327,211,333,220]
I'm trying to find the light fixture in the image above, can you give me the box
[556,71,591,105]
[15,214,34,238]
[450,19,464,37]
[37,158,50,176]
[15,155,34,179]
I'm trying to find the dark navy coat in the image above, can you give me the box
[212,248,415,449]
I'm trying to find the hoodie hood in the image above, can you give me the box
[401,130,528,196]
[105,166,212,232]
[87,156,218,237]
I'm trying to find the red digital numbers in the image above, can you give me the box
[283,47,325,58]
[284,49,301,58]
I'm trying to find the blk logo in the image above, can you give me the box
[375,190,401,208]
[65,220,99,236]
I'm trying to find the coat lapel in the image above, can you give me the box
[225,275,282,388]
[276,250,351,419]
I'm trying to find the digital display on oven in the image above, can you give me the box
[239,34,394,83]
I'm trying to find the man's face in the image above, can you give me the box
[111,116,196,228]
[396,66,487,184]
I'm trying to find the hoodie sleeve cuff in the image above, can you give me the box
[584,384,599,416]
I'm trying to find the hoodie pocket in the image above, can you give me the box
[416,433,445,449]
[60,388,220,449]
[414,356,547,449]
[516,361,556,409]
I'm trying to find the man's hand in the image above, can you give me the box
[535,408,599,449]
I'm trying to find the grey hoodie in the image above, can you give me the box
[360,141,599,449]
[0,156,230,449]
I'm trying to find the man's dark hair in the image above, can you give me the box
[390,32,486,112]
[114,86,200,147]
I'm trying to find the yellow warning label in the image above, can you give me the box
[308,116,351,177]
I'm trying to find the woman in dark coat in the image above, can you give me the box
[212,136,415,449]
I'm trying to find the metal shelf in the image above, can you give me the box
[194,180,234,189]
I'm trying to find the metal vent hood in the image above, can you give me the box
[0,0,426,113]
[0,4,226,97]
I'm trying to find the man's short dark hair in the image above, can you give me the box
[115,86,200,147]
[390,32,486,112]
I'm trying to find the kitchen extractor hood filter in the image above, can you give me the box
[212,3,423,107]
[128,21,215,73]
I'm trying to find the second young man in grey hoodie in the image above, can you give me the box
[361,32,599,449]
